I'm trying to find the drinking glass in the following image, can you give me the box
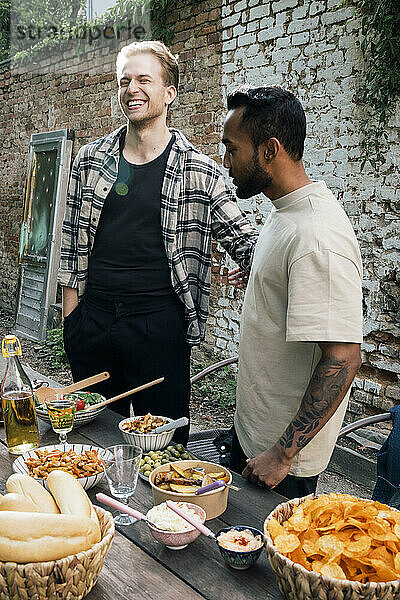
[101,444,142,526]
[46,394,77,444]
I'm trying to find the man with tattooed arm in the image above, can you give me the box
[223,86,363,499]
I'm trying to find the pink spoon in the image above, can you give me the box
[166,500,216,539]
[96,493,158,528]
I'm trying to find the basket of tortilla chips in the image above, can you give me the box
[264,493,400,600]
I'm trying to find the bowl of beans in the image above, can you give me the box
[118,413,175,452]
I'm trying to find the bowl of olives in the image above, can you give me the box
[139,444,197,482]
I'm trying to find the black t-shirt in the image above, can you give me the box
[88,135,175,299]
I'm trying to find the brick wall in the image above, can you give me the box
[166,0,223,163]
[0,0,399,422]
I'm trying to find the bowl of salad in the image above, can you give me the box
[35,391,107,427]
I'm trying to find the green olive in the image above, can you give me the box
[161,459,169,464]
[181,452,189,459]
[176,444,185,453]
[144,457,152,464]
[166,445,175,452]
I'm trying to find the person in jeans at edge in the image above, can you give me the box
[58,41,258,445]
[224,86,363,499]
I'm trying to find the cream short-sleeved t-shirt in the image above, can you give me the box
[235,181,363,477]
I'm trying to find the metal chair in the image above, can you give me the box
[338,412,391,439]
[187,356,238,462]
[190,355,239,384]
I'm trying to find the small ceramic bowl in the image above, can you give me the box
[118,416,175,452]
[216,526,264,570]
[147,503,206,550]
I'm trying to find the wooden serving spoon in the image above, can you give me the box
[83,377,164,412]
[34,371,110,403]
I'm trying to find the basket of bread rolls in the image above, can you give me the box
[0,470,115,599]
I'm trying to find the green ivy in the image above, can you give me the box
[356,0,399,170]
[0,0,182,64]
[0,0,10,61]
[337,0,400,170]
[40,327,69,370]
[149,0,176,45]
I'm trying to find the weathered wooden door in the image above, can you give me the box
[15,129,73,341]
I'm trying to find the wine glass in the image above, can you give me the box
[46,394,77,444]
[101,444,142,526]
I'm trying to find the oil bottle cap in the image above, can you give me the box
[2,335,22,357]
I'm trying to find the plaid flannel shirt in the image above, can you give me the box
[58,125,258,345]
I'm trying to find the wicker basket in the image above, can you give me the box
[264,496,400,600]
[0,506,115,600]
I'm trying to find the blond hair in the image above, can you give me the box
[116,41,179,89]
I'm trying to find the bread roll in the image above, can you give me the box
[0,512,101,563]
[0,493,40,513]
[6,474,59,514]
[90,503,100,529]
[46,470,92,519]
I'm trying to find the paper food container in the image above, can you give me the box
[149,460,232,520]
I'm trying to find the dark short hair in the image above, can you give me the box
[227,86,306,161]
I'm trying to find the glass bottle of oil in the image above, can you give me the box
[1,335,39,454]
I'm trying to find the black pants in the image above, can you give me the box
[63,292,191,445]
[229,428,319,500]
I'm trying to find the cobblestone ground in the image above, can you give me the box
[317,469,373,498]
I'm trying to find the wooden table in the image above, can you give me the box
[0,410,286,600]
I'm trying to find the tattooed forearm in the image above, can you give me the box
[279,356,349,454]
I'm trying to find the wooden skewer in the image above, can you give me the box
[224,483,241,492]
[192,468,241,492]
[84,377,165,412]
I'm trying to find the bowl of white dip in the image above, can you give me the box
[146,501,206,549]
